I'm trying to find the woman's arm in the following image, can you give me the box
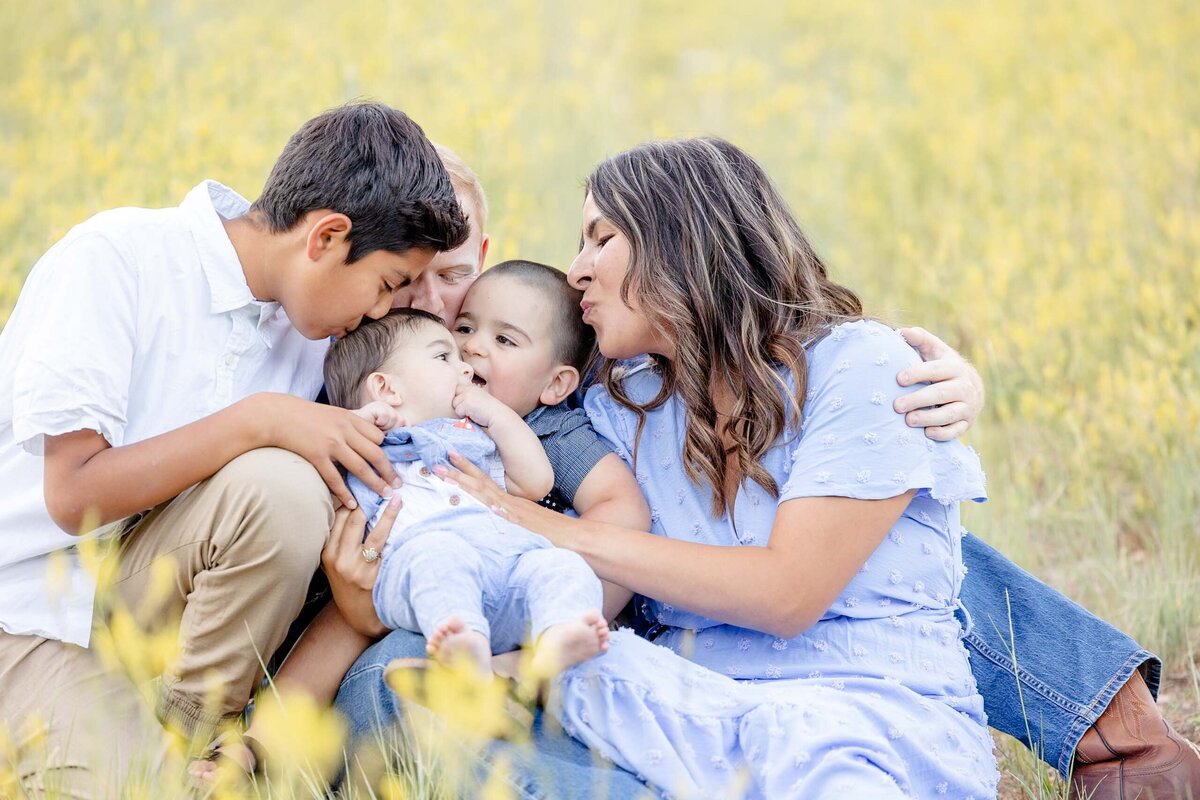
[441,454,913,639]
[322,501,403,637]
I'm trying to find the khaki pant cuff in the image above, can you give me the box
[155,688,238,743]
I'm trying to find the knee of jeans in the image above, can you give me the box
[212,447,333,569]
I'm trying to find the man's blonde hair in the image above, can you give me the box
[434,143,488,232]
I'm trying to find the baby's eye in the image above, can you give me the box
[453,324,473,335]
[435,352,450,361]
[496,335,515,346]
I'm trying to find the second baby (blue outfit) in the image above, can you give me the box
[349,417,602,653]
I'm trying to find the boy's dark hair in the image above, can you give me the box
[478,260,596,374]
[324,308,446,409]
[253,102,469,263]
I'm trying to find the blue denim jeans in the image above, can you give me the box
[958,532,1160,777]
[334,533,1160,794]
[334,627,650,799]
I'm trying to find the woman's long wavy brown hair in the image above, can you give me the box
[587,138,863,517]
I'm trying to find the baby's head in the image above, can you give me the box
[324,308,473,424]
[453,260,595,417]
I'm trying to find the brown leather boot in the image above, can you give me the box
[1070,670,1200,799]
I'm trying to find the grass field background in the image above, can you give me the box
[1,1,1197,797]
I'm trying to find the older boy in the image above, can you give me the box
[0,101,466,797]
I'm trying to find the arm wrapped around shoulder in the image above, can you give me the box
[780,321,987,508]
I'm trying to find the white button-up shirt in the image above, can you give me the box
[0,181,329,647]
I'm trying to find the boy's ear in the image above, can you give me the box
[538,365,581,408]
[365,372,405,407]
[305,212,353,262]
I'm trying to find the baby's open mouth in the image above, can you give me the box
[472,375,488,387]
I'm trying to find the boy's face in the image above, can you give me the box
[391,194,488,324]
[373,323,474,424]
[453,275,567,418]
[282,210,436,340]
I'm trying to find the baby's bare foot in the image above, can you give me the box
[427,615,492,674]
[531,610,610,680]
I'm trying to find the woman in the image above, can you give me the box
[327,143,1194,798]
[446,138,994,797]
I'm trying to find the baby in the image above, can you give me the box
[324,262,624,677]
[192,261,649,783]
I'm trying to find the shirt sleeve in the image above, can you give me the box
[780,321,987,506]
[532,405,615,506]
[11,233,139,455]
[581,382,640,468]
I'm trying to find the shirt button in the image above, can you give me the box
[223,354,236,367]
[419,467,431,477]
[449,495,461,506]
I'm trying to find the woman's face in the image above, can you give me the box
[568,193,674,361]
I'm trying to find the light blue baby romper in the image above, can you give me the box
[554,321,999,799]
[349,418,603,653]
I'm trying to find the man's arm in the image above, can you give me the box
[894,326,985,441]
[43,393,399,535]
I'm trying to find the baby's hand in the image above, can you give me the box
[353,401,405,433]
[452,384,512,428]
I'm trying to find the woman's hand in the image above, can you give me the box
[321,496,402,638]
[893,327,985,442]
[434,452,565,538]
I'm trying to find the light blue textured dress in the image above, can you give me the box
[555,321,999,799]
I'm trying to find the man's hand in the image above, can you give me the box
[254,393,399,510]
[893,327,985,442]
[451,384,515,429]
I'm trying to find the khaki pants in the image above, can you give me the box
[0,448,332,798]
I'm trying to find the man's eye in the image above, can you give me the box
[441,272,467,285]
[382,282,395,293]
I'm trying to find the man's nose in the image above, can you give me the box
[410,278,445,319]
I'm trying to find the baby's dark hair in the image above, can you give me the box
[324,308,446,409]
[477,260,596,373]
[252,102,469,263]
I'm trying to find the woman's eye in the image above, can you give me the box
[597,235,613,248]
[382,282,395,293]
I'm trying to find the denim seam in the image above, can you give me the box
[965,631,1093,717]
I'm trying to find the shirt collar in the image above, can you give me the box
[182,180,283,321]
